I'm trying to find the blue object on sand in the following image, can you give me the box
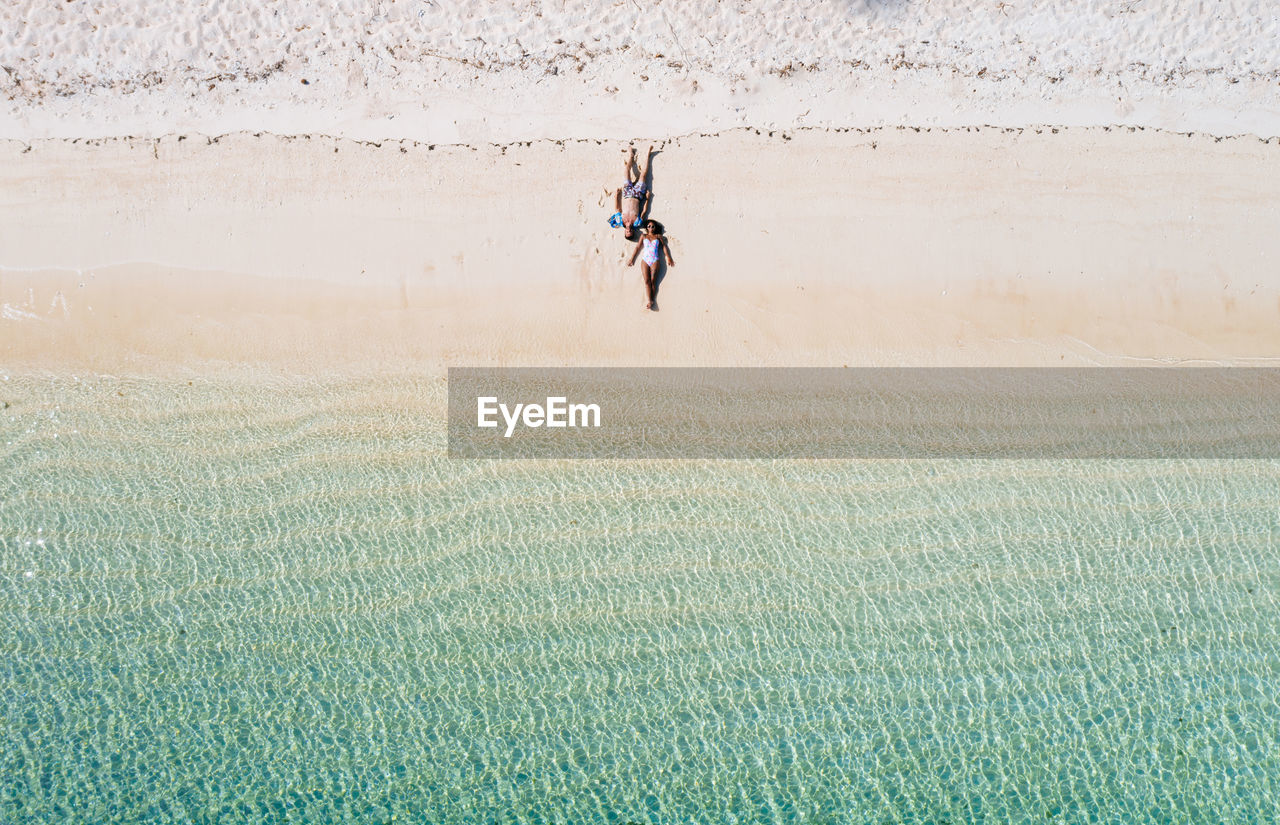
[608,212,643,228]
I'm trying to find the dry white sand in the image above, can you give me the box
[2,3,1278,376]
[3,127,1278,376]
[3,1,1279,141]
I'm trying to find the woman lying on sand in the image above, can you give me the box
[627,220,675,310]
[609,145,653,241]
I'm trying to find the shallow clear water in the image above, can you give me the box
[2,377,1278,823]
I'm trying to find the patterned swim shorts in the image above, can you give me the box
[622,181,647,200]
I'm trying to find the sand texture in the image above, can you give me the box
[3,1,1279,141]
[3,127,1279,376]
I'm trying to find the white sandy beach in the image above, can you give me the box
[2,127,1278,375]
[6,10,1280,821]
[1,2,1279,375]
[4,1,1280,141]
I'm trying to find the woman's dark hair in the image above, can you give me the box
[645,220,664,235]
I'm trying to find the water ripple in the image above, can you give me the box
[1,377,1278,823]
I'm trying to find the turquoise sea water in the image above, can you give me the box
[2,377,1278,824]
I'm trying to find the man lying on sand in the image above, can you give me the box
[608,145,653,241]
[627,219,675,311]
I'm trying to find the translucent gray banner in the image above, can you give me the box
[447,368,1280,458]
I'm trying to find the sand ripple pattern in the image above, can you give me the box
[2,1,1278,137]
[2,377,1279,822]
